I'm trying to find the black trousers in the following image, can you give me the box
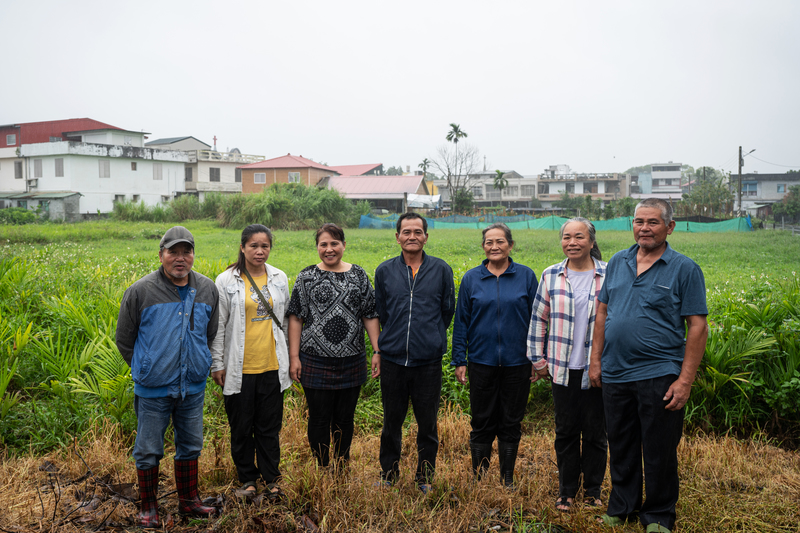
[468,361,531,446]
[379,359,442,484]
[603,375,684,531]
[304,385,361,467]
[552,368,607,499]
[223,371,283,485]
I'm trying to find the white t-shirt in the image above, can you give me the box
[566,267,594,370]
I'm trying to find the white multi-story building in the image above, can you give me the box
[0,119,187,219]
[536,165,632,208]
[146,136,264,200]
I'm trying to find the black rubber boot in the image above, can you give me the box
[469,441,492,481]
[497,440,519,489]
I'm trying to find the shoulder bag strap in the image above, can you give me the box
[242,269,283,329]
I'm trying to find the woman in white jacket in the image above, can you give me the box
[211,224,291,498]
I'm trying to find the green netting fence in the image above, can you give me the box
[359,215,752,232]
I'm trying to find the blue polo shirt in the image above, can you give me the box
[598,242,707,383]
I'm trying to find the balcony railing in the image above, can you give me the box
[187,150,264,164]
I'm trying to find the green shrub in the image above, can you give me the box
[0,208,36,225]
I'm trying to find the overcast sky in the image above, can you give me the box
[4,0,799,176]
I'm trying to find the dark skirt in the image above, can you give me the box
[299,351,368,390]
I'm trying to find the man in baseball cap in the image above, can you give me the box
[116,226,219,526]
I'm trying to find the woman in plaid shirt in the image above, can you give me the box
[528,217,608,512]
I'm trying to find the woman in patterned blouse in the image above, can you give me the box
[287,223,381,470]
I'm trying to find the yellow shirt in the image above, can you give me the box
[243,273,279,374]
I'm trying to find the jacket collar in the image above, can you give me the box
[479,256,518,279]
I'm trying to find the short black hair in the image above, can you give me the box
[396,212,428,233]
[315,223,345,244]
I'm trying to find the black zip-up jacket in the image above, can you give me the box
[374,251,455,367]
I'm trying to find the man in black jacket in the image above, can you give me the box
[373,213,455,492]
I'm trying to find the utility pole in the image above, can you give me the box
[737,147,756,217]
[737,146,742,217]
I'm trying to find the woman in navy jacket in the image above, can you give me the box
[451,223,538,488]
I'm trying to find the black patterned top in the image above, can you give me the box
[287,264,378,358]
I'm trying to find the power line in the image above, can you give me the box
[749,155,800,169]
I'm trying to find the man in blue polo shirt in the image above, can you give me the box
[589,198,708,533]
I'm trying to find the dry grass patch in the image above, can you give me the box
[1,404,799,532]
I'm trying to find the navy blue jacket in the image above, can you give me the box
[374,252,455,367]
[451,258,538,367]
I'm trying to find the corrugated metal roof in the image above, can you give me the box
[327,163,382,176]
[11,119,126,144]
[239,153,336,171]
[0,191,81,200]
[146,136,211,148]
[326,175,425,197]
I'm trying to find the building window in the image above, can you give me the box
[40,200,50,211]
[114,194,126,203]
[565,183,575,193]
[503,186,519,197]
[777,184,786,193]
[288,171,300,183]
[153,162,163,180]
[99,160,111,178]
[210,167,221,182]
[235,168,242,183]
[55,158,64,177]
[584,182,598,194]
[132,195,140,202]
[485,185,501,200]
[521,185,535,197]
[538,183,549,195]
[185,167,192,182]
[34,159,43,178]
[743,182,757,196]
[131,162,137,171]
[161,195,170,203]
[6,134,16,145]
[17,200,27,209]
[471,186,483,198]
[254,173,266,184]
[15,161,22,179]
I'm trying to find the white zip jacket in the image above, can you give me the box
[210,265,292,395]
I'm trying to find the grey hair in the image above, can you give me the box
[482,223,514,245]
[635,198,673,225]
[560,217,602,261]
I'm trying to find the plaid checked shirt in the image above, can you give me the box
[527,257,607,389]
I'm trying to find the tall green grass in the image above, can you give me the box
[1,226,799,453]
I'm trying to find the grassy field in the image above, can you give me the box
[1,221,799,532]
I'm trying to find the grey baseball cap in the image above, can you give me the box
[160,226,195,250]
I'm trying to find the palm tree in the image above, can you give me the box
[445,123,468,179]
[419,158,430,178]
[493,170,509,207]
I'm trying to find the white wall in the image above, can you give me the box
[0,147,26,192]
[24,152,186,213]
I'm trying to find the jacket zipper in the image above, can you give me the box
[405,262,418,365]
[496,274,501,366]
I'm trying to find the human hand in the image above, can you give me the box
[289,356,302,382]
[531,365,550,383]
[588,360,602,388]
[663,378,692,411]
[211,369,225,387]
[455,366,467,385]
[371,353,381,378]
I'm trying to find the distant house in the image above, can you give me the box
[0,191,82,221]
[327,163,383,176]
[238,153,338,193]
[0,118,187,215]
[147,136,264,200]
[536,165,633,208]
[734,172,800,216]
[318,175,430,213]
